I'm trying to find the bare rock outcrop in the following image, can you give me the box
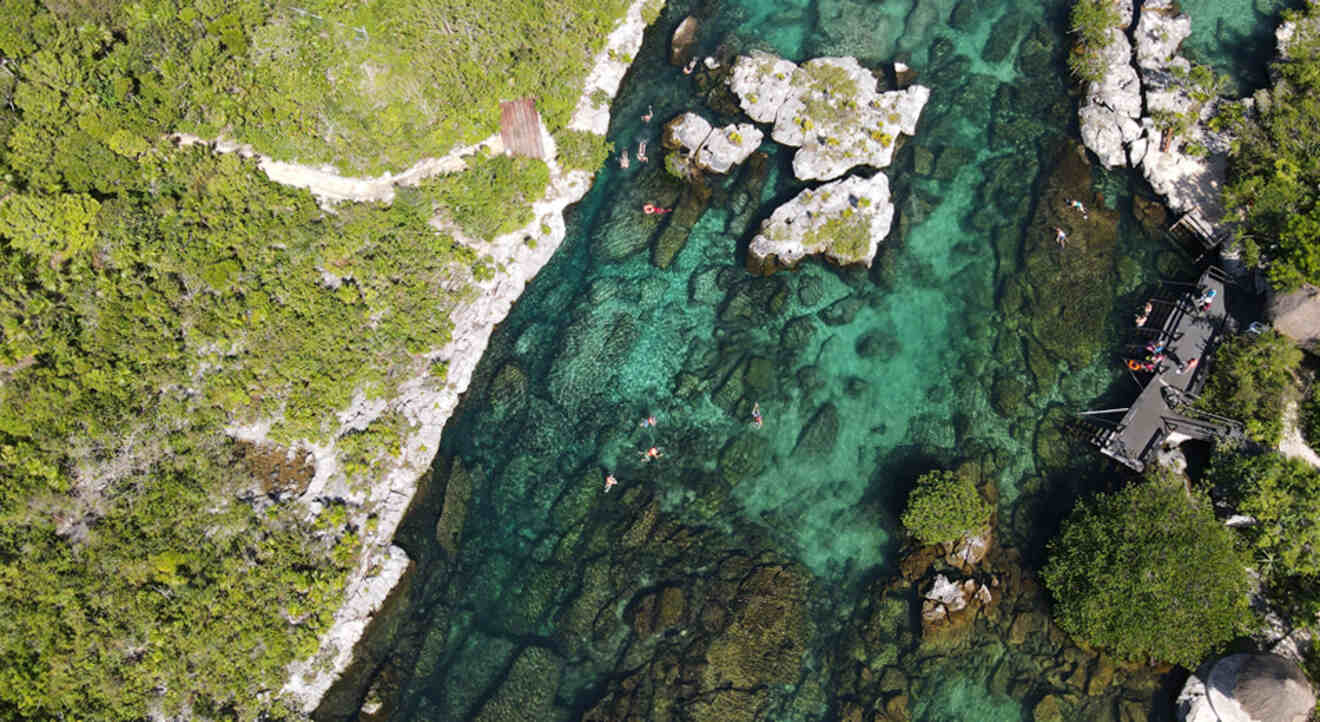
[728,52,929,181]
[661,112,763,175]
[670,15,699,67]
[748,173,894,273]
[1178,654,1315,722]
[1078,28,1142,169]
[1134,0,1191,69]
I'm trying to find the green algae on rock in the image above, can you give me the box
[749,173,896,272]
[728,52,929,181]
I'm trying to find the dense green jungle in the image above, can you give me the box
[0,0,629,717]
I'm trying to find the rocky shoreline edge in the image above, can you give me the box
[187,1,665,712]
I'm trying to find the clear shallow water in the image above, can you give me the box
[349,0,1250,720]
[1176,0,1294,93]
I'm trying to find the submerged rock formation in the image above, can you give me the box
[661,112,763,175]
[748,173,895,272]
[728,52,929,180]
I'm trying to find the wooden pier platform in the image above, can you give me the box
[1083,267,1245,471]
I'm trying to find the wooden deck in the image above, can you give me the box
[1085,267,1244,471]
[499,98,545,160]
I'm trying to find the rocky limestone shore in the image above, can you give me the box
[748,173,895,272]
[728,52,929,181]
[258,0,663,712]
[1077,0,1237,236]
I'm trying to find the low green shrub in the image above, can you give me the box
[421,153,550,241]
[901,469,991,545]
[1196,330,1302,446]
[1067,0,1122,84]
[554,128,613,173]
[1210,450,1320,578]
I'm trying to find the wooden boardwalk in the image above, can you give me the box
[1084,267,1244,471]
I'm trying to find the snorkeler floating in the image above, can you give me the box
[639,415,657,428]
[637,139,648,163]
[1053,226,1067,248]
[642,203,672,215]
[639,446,663,462]
[604,473,619,492]
[751,402,763,428]
[1066,198,1088,220]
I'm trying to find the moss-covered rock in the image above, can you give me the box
[794,402,840,456]
[1020,141,1118,368]
[728,53,930,181]
[719,433,769,485]
[991,374,1028,417]
[472,646,563,722]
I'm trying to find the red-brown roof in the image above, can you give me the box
[499,98,545,160]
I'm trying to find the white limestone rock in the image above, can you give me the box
[1277,1,1320,59]
[1198,654,1316,722]
[1079,28,1142,169]
[1118,0,1134,28]
[749,173,894,271]
[1127,133,1150,167]
[1135,104,1230,225]
[662,112,713,154]
[1086,29,1143,118]
[1079,103,1142,169]
[924,574,969,615]
[696,123,763,173]
[1177,673,1218,722]
[1135,0,1191,70]
[661,113,762,174]
[729,51,802,124]
[728,53,929,180]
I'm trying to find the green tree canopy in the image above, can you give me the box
[1210,450,1320,578]
[1067,0,1122,83]
[1195,330,1301,446]
[1042,478,1252,668]
[1225,3,1320,289]
[901,469,992,546]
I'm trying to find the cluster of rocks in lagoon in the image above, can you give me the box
[357,448,1175,722]
[718,52,929,273]
[729,53,930,181]
[1077,0,1237,236]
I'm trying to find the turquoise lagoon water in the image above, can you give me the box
[352,0,1280,720]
